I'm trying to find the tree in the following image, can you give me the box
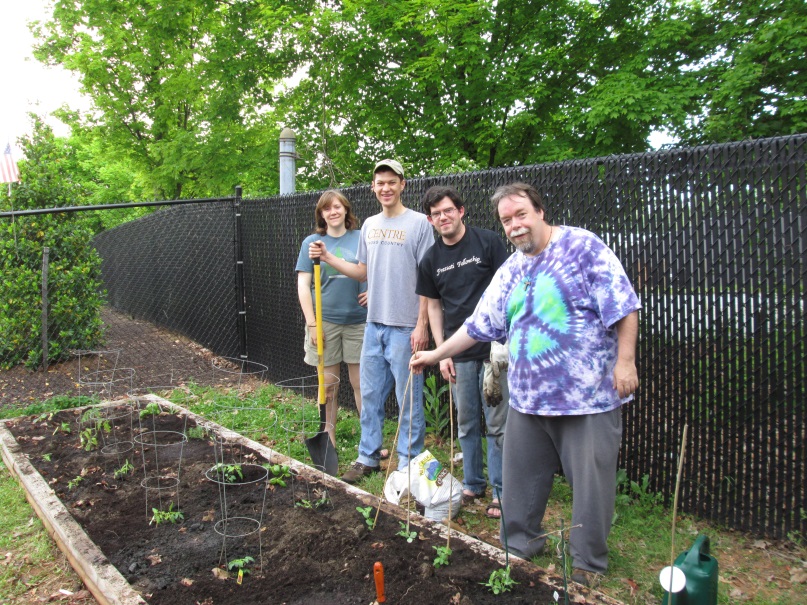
[275,0,711,185]
[34,0,300,199]
[673,0,807,144]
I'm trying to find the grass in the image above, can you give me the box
[0,387,804,604]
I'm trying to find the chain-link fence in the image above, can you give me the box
[1,135,805,538]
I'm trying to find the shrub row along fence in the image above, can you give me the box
[1,135,805,539]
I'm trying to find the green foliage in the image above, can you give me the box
[356,506,375,530]
[0,118,105,370]
[41,453,52,462]
[227,555,255,575]
[113,459,134,479]
[139,402,162,419]
[423,374,451,438]
[397,521,417,543]
[67,475,83,490]
[79,428,98,451]
[267,463,291,487]
[482,566,518,595]
[185,426,209,440]
[149,502,184,526]
[212,463,244,483]
[432,545,452,568]
[53,422,71,436]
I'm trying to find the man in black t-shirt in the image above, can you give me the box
[416,186,509,519]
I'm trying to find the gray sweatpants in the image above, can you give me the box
[499,406,622,573]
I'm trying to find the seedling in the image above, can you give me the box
[433,545,452,568]
[296,490,330,509]
[227,556,254,575]
[212,463,243,483]
[79,428,98,451]
[266,463,291,487]
[42,453,52,462]
[53,421,71,435]
[186,426,209,440]
[67,475,83,490]
[114,459,134,479]
[397,521,417,543]
[356,506,375,530]
[139,401,161,418]
[482,566,518,594]
[150,502,184,525]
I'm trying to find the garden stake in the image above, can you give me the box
[373,369,414,529]
[660,424,689,600]
[373,561,386,603]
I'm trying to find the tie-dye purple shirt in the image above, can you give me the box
[464,226,641,416]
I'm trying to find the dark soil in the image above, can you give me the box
[6,406,578,605]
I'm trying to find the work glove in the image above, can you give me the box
[483,341,509,407]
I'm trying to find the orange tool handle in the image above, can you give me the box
[374,561,385,603]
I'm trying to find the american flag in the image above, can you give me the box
[1,143,21,184]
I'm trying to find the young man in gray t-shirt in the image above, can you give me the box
[309,159,433,482]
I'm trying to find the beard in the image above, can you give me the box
[509,228,537,254]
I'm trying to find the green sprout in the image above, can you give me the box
[139,402,161,418]
[113,459,134,479]
[186,426,209,440]
[266,463,291,487]
[150,502,184,526]
[433,545,452,568]
[79,428,98,451]
[356,506,375,530]
[53,421,71,435]
[67,475,83,490]
[227,556,255,576]
[397,521,417,543]
[42,453,52,462]
[482,566,518,594]
[212,463,244,483]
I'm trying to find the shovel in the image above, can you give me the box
[305,258,339,476]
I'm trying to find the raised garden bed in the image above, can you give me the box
[1,397,622,605]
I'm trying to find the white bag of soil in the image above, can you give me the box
[383,450,462,521]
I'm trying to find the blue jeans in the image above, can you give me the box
[453,360,508,496]
[358,322,425,470]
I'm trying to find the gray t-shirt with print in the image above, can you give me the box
[358,208,434,328]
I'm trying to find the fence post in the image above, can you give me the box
[233,186,248,359]
[41,246,49,371]
[279,128,296,195]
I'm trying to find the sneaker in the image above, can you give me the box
[571,568,601,588]
[341,461,379,484]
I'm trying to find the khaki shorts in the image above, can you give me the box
[304,321,365,366]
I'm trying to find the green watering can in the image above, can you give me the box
[662,534,719,605]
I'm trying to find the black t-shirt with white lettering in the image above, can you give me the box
[416,226,508,362]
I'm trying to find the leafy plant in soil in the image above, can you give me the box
[67,475,83,490]
[53,421,71,435]
[139,401,161,418]
[227,555,254,576]
[483,565,518,594]
[150,502,184,526]
[79,428,98,451]
[266,463,291,487]
[356,505,375,530]
[397,521,418,543]
[211,462,243,483]
[113,459,134,479]
[433,545,452,568]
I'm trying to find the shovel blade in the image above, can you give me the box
[305,431,339,476]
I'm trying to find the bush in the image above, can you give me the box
[0,116,105,370]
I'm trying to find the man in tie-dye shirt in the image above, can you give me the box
[410,182,640,585]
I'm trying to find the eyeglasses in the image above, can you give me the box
[429,207,458,220]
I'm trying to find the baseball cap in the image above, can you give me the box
[373,159,405,179]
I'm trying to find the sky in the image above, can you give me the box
[1,1,89,160]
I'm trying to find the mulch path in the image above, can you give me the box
[1,308,222,407]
